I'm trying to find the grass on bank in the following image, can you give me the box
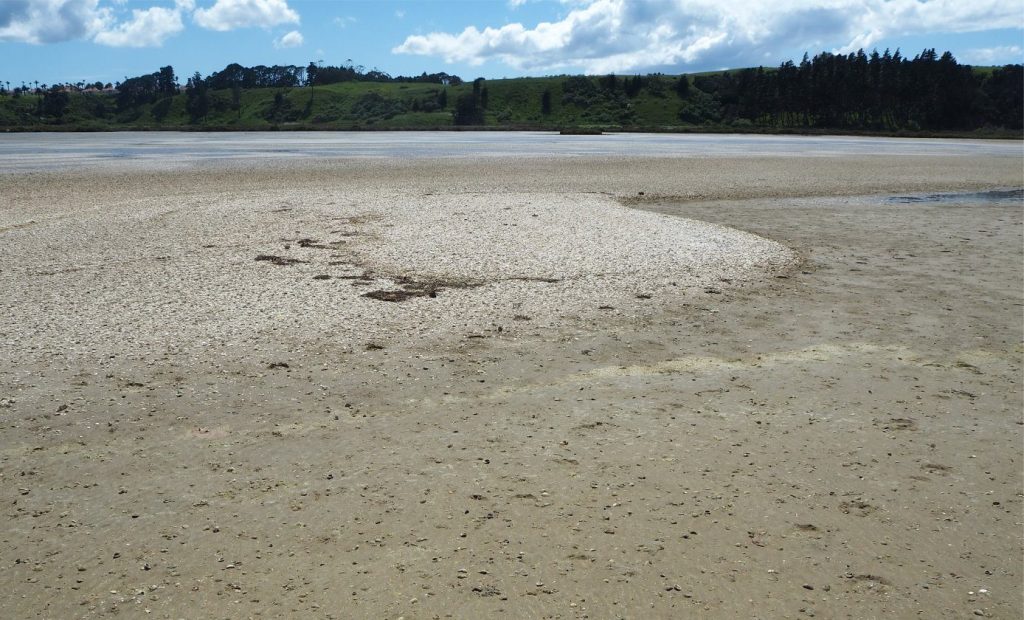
[2,69,1020,138]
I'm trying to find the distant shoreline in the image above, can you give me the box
[2,125,1021,140]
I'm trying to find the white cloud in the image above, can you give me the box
[273,28,302,48]
[960,45,1024,65]
[93,5,183,47]
[0,0,107,44]
[0,0,305,48]
[333,15,356,29]
[0,0,189,47]
[194,0,299,31]
[394,0,1024,73]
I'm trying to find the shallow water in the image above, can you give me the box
[887,188,1024,205]
[0,131,1020,173]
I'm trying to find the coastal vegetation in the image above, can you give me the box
[1,49,1020,136]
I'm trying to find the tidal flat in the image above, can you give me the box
[0,135,1021,618]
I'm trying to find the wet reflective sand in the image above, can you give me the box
[0,130,1020,172]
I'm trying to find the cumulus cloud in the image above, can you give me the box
[960,45,1024,65]
[0,0,305,47]
[193,0,298,31]
[394,0,1024,73]
[273,28,302,48]
[0,0,201,46]
[0,0,108,44]
[93,5,183,47]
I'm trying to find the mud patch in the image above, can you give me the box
[508,276,562,284]
[295,238,347,250]
[362,276,481,303]
[363,289,436,302]
[255,254,308,266]
[882,418,918,431]
[922,463,952,476]
[844,573,893,592]
[839,499,877,517]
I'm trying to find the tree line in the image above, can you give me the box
[0,61,464,118]
[1,49,1020,133]
[682,48,1022,130]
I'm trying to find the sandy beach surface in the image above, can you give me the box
[1,145,1022,619]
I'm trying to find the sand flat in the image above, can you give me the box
[0,147,1021,619]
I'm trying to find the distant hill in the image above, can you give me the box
[2,50,1020,136]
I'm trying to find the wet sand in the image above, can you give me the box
[0,153,1021,619]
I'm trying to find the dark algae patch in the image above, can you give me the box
[255,254,308,266]
[362,276,479,303]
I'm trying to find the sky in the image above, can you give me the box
[0,0,1021,87]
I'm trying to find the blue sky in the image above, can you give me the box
[1,0,1021,87]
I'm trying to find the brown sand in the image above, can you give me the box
[0,153,1021,619]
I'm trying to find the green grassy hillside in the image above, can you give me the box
[2,60,1020,136]
[0,76,679,130]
